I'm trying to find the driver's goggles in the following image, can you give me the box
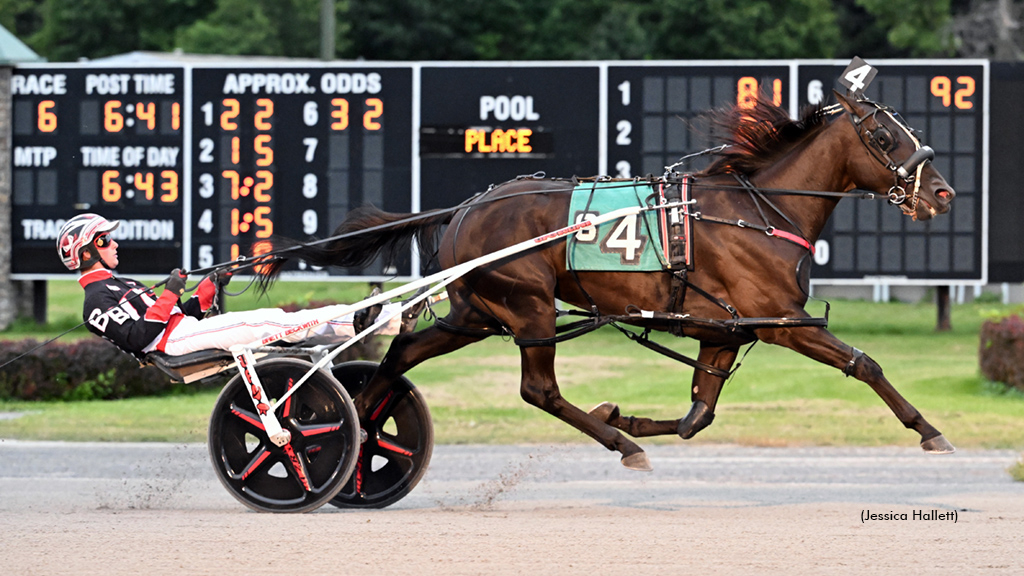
[94,233,113,248]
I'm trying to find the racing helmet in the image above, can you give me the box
[56,214,120,271]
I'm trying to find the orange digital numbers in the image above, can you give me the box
[930,76,951,106]
[104,101,124,132]
[160,170,178,203]
[331,98,349,130]
[255,98,273,130]
[254,135,273,166]
[254,170,273,202]
[253,206,273,238]
[37,100,57,132]
[222,170,241,199]
[172,102,181,130]
[931,76,975,109]
[231,136,240,164]
[737,77,758,109]
[364,98,383,130]
[232,240,273,267]
[221,98,240,130]
[737,77,782,109]
[222,169,272,201]
[136,102,156,130]
[134,172,155,200]
[102,170,121,202]
[230,206,273,237]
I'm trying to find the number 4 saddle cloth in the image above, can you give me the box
[566,177,693,272]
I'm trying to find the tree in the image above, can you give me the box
[952,0,1023,59]
[175,0,351,58]
[22,0,214,61]
[856,0,956,56]
[645,0,842,59]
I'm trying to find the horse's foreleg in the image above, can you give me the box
[759,325,954,453]
[678,343,739,438]
[519,345,653,471]
[588,342,739,439]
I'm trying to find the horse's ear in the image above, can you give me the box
[833,90,859,116]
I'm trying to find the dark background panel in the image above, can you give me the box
[607,65,791,179]
[11,67,185,275]
[189,67,414,278]
[419,66,600,210]
[797,62,986,282]
[988,62,1024,282]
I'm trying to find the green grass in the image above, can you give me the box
[2,281,1023,452]
[1011,458,1024,482]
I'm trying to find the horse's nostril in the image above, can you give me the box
[937,189,952,201]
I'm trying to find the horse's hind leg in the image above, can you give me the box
[589,342,739,439]
[760,325,954,453]
[353,324,485,417]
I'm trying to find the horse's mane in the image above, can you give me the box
[698,96,829,177]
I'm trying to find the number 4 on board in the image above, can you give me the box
[838,57,878,97]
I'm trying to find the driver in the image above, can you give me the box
[58,213,405,358]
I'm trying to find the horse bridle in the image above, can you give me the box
[830,100,935,215]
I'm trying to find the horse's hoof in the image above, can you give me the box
[589,401,620,423]
[621,452,653,472]
[921,434,956,454]
[677,400,715,439]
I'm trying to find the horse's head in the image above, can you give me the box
[834,92,954,221]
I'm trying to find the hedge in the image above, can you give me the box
[0,338,179,401]
[979,314,1024,393]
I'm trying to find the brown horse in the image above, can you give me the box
[260,92,956,471]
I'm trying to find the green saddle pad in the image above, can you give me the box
[566,181,667,272]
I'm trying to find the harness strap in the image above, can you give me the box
[515,316,616,347]
[692,212,814,254]
[614,326,732,379]
[733,174,815,254]
[434,317,507,338]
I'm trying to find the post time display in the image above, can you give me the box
[799,61,988,283]
[189,67,414,278]
[11,67,185,274]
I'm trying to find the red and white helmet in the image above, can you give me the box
[56,214,120,271]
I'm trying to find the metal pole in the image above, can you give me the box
[32,280,46,325]
[320,0,336,60]
[936,285,952,332]
[0,66,14,330]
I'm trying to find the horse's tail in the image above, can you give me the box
[255,205,452,290]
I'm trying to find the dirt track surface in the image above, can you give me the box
[1,441,1022,575]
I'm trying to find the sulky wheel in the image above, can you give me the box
[208,358,360,513]
[329,361,433,509]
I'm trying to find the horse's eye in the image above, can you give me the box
[872,128,893,152]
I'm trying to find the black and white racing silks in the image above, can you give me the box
[79,269,217,358]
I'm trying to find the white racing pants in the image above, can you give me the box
[161,303,403,356]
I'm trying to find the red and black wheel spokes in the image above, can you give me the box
[329,362,433,509]
[209,360,359,513]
